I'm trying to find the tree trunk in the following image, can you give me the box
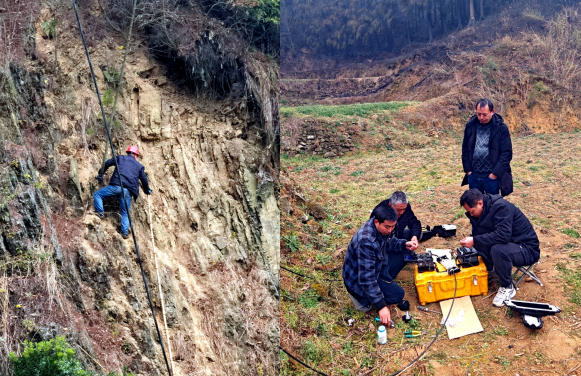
[407,16,412,45]
[440,0,448,34]
[479,0,484,21]
[456,0,463,29]
[387,28,394,51]
[427,4,433,43]
[468,0,475,26]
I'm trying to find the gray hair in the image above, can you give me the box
[389,191,408,205]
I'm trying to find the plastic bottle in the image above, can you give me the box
[377,325,387,345]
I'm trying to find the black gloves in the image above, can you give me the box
[97,175,103,184]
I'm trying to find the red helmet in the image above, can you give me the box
[126,145,139,156]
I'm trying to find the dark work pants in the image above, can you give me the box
[348,251,409,307]
[489,242,539,287]
[468,174,499,195]
[402,228,423,242]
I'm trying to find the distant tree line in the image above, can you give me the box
[281,0,580,56]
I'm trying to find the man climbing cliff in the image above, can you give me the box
[94,145,151,239]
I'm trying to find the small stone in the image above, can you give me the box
[214,237,227,250]
[300,214,309,223]
[324,151,337,158]
[307,135,315,140]
[522,181,533,187]
[526,159,533,163]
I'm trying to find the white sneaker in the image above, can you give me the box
[493,285,516,307]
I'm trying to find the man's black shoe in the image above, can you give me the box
[122,233,129,239]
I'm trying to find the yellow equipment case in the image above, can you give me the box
[414,256,488,305]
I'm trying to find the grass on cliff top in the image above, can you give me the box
[281,101,415,119]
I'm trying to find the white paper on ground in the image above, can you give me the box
[439,296,483,339]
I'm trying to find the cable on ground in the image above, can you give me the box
[281,273,458,376]
[280,346,330,376]
[70,1,172,374]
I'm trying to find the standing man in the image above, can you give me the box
[461,98,513,196]
[94,146,151,239]
[370,191,422,243]
[459,189,540,307]
[343,204,418,326]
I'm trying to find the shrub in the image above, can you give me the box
[41,19,58,39]
[101,89,114,107]
[9,336,88,376]
[9,336,134,376]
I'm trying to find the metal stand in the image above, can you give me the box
[512,262,543,290]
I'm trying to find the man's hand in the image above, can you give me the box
[146,189,152,195]
[411,236,418,244]
[406,239,418,251]
[467,171,472,175]
[460,237,475,248]
[489,173,497,179]
[96,175,103,184]
[378,306,391,326]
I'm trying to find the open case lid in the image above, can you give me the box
[505,300,561,316]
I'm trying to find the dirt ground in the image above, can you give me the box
[280,128,581,375]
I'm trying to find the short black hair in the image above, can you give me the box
[475,98,494,111]
[370,199,389,219]
[127,151,135,156]
[370,201,398,223]
[460,189,483,208]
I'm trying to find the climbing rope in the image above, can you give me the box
[70,1,173,375]
[147,196,175,374]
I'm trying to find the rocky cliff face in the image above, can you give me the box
[0,4,279,376]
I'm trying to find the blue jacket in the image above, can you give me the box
[342,219,407,311]
[100,155,150,198]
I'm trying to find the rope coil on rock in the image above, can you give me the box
[70,1,172,374]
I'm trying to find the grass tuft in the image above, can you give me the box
[281,101,413,119]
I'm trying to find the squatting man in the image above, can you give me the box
[342,203,418,325]
[343,189,540,324]
[459,189,540,307]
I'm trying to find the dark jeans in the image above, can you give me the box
[348,251,408,307]
[486,242,539,287]
[468,174,499,195]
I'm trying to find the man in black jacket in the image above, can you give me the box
[94,146,151,239]
[459,189,540,307]
[461,98,513,196]
[370,191,422,242]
